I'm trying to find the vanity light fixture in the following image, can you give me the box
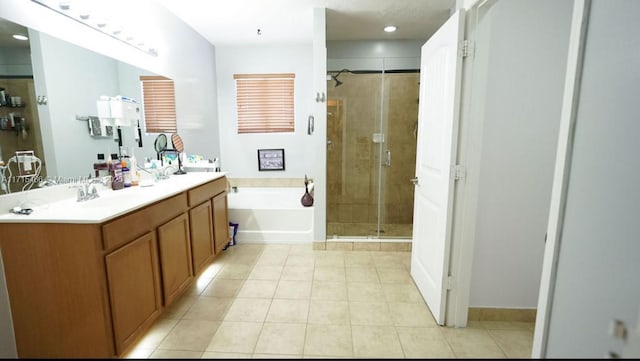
[32,0,158,57]
[384,25,397,33]
[12,34,29,41]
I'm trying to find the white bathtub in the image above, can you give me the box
[227,187,314,243]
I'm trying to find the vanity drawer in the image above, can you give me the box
[187,177,227,207]
[102,193,188,251]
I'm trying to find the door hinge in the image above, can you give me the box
[446,275,454,290]
[451,164,466,181]
[460,40,474,58]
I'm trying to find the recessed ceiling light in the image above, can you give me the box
[384,25,397,33]
[13,34,29,41]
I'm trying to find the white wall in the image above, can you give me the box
[215,45,314,178]
[468,0,573,308]
[542,0,640,356]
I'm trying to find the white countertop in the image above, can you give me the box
[0,172,227,224]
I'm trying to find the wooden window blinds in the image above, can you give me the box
[234,73,295,134]
[140,75,177,133]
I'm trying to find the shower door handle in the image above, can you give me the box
[384,150,391,167]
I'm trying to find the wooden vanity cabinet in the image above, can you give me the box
[105,231,162,355]
[0,175,229,358]
[187,176,230,268]
[189,200,215,275]
[157,213,193,306]
[213,191,230,254]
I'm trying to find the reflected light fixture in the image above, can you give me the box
[13,34,29,41]
[384,25,397,33]
[32,0,158,57]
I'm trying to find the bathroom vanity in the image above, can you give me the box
[0,173,229,358]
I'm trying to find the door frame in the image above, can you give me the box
[532,0,590,356]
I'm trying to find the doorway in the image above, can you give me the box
[325,64,418,240]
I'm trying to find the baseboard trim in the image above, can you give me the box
[467,307,537,322]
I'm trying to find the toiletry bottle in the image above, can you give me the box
[93,153,107,177]
[122,158,132,188]
[110,154,124,190]
[130,154,139,186]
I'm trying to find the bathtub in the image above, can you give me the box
[227,187,314,243]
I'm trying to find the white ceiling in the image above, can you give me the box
[157,0,456,46]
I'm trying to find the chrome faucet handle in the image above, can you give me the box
[77,188,86,202]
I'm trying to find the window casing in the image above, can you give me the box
[234,73,295,134]
[140,75,177,133]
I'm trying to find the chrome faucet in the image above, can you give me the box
[38,178,58,188]
[76,176,108,202]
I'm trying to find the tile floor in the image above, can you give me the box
[123,243,534,359]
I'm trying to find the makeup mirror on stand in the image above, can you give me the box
[154,133,167,161]
[171,133,186,175]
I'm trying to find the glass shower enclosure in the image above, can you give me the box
[326,59,419,240]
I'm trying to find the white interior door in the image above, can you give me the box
[410,9,465,325]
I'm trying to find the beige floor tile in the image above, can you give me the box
[351,325,404,358]
[131,243,534,359]
[349,301,394,326]
[314,266,346,282]
[396,327,455,358]
[377,267,413,284]
[224,298,272,322]
[274,280,312,299]
[248,265,283,280]
[162,295,197,319]
[157,319,220,351]
[201,278,245,298]
[255,253,288,267]
[281,265,314,281]
[237,279,278,298]
[388,302,438,327]
[311,281,348,301]
[381,283,425,303]
[440,327,507,358]
[206,321,263,353]
[217,263,254,279]
[254,323,306,355]
[123,347,154,358]
[314,252,345,267]
[372,253,408,269]
[345,267,380,283]
[131,317,179,349]
[488,329,534,358]
[182,297,234,322]
[252,353,302,358]
[285,254,316,267]
[480,321,535,330]
[266,299,310,323]
[307,300,350,325]
[201,351,252,358]
[149,349,203,358]
[304,324,353,357]
[346,282,385,302]
[344,252,374,267]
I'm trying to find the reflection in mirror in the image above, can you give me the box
[0,16,172,193]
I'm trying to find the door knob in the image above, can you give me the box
[410,177,419,185]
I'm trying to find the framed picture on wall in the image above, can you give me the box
[257,148,285,171]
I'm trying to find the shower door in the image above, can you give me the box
[326,62,418,239]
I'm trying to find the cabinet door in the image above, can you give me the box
[157,213,194,306]
[189,201,215,275]
[212,192,230,254]
[105,232,162,355]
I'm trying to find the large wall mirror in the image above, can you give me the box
[0,16,169,193]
